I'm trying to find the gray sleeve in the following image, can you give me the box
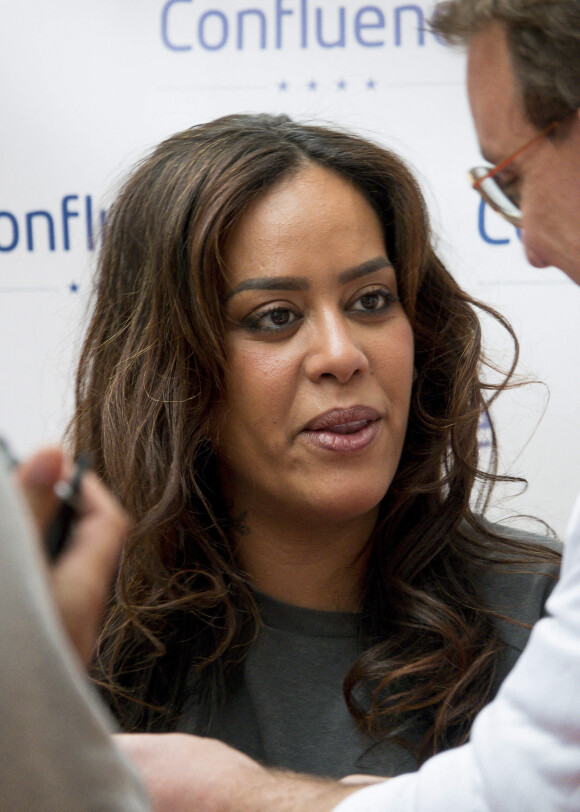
[0,463,151,812]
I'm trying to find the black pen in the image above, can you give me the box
[45,453,92,561]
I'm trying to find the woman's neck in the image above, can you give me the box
[233,505,376,612]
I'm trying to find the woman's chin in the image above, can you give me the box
[299,487,386,527]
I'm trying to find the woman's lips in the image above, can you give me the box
[300,407,381,452]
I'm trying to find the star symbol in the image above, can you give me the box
[478,411,491,431]
[366,79,376,89]
[337,79,347,90]
[69,282,79,293]
[279,80,288,91]
[478,410,492,447]
[307,80,317,91]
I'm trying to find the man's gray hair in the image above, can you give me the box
[431,0,580,129]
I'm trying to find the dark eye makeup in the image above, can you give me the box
[238,286,399,335]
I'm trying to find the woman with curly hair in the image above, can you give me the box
[70,113,559,778]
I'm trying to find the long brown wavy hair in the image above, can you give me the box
[69,113,559,763]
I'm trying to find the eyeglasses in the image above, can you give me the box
[468,122,557,227]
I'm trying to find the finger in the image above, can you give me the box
[66,471,131,574]
[16,447,70,536]
[51,474,130,663]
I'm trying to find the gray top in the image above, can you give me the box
[178,534,560,779]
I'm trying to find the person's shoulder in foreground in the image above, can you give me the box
[0,450,150,811]
[468,518,560,648]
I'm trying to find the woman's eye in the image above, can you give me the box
[350,289,397,314]
[243,306,300,333]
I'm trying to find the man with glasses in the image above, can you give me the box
[450,0,580,281]
[338,3,580,807]
[116,2,580,809]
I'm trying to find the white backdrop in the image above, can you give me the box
[2,0,579,536]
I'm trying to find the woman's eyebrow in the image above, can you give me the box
[337,256,392,285]
[225,276,309,300]
[225,256,392,301]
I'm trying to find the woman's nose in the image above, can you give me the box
[303,311,370,384]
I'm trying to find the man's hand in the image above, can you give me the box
[116,733,363,812]
[16,446,129,665]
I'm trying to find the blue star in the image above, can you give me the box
[478,410,492,448]
[366,79,376,90]
[307,80,317,91]
[337,79,347,90]
[69,282,79,293]
[279,80,288,91]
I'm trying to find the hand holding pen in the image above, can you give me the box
[1,439,91,562]
[5,444,130,664]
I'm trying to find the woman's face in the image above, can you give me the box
[215,163,414,527]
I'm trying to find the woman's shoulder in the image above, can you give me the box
[466,519,562,649]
